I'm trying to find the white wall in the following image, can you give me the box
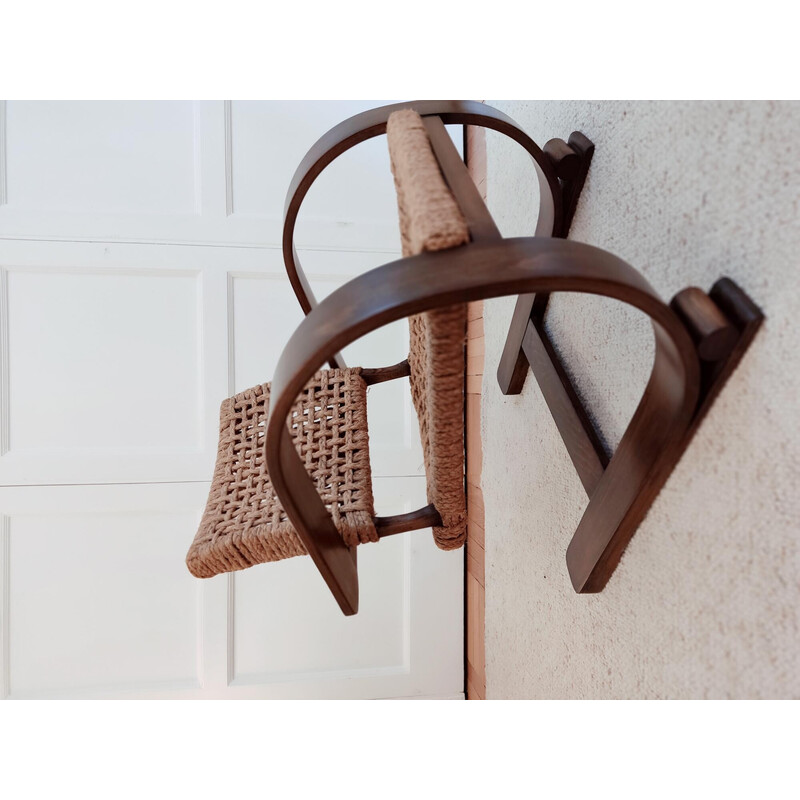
[481,100,800,699]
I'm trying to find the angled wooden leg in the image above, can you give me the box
[565,278,764,593]
[497,132,595,395]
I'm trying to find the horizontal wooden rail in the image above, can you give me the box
[376,505,442,538]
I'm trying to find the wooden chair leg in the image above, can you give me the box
[497,133,595,395]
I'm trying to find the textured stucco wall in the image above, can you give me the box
[481,101,800,699]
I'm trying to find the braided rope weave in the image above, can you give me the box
[186,369,376,578]
[187,109,469,580]
[387,109,470,550]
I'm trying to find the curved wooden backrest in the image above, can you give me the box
[280,100,562,370]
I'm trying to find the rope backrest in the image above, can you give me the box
[386,109,470,549]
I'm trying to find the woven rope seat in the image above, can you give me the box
[185,107,469,580]
[186,370,377,578]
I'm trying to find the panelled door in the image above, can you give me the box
[0,101,463,699]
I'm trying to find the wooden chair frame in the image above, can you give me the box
[266,101,764,615]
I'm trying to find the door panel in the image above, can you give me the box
[6,267,201,453]
[0,483,206,699]
[0,101,463,700]
[0,479,463,700]
[5,101,199,215]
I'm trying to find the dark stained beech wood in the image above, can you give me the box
[497,130,595,396]
[670,287,738,361]
[281,101,564,370]
[361,360,410,385]
[543,137,582,180]
[271,103,763,615]
[264,236,707,614]
[275,428,359,615]
[375,505,443,538]
[695,279,764,439]
[421,117,502,243]
[521,318,609,495]
[565,280,763,592]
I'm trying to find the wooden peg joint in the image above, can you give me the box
[670,287,738,362]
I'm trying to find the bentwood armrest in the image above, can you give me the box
[265,237,701,614]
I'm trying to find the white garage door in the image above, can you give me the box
[0,101,464,699]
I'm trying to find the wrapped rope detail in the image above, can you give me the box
[387,109,470,550]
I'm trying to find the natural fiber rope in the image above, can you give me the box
[187,109,470,580]
[387,109,470,550]
[186,369,376,578]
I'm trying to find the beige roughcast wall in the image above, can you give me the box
[481,101,799,699]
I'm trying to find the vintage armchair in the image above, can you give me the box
[185,101,763,616]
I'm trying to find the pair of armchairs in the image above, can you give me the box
[184,101,763,615]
